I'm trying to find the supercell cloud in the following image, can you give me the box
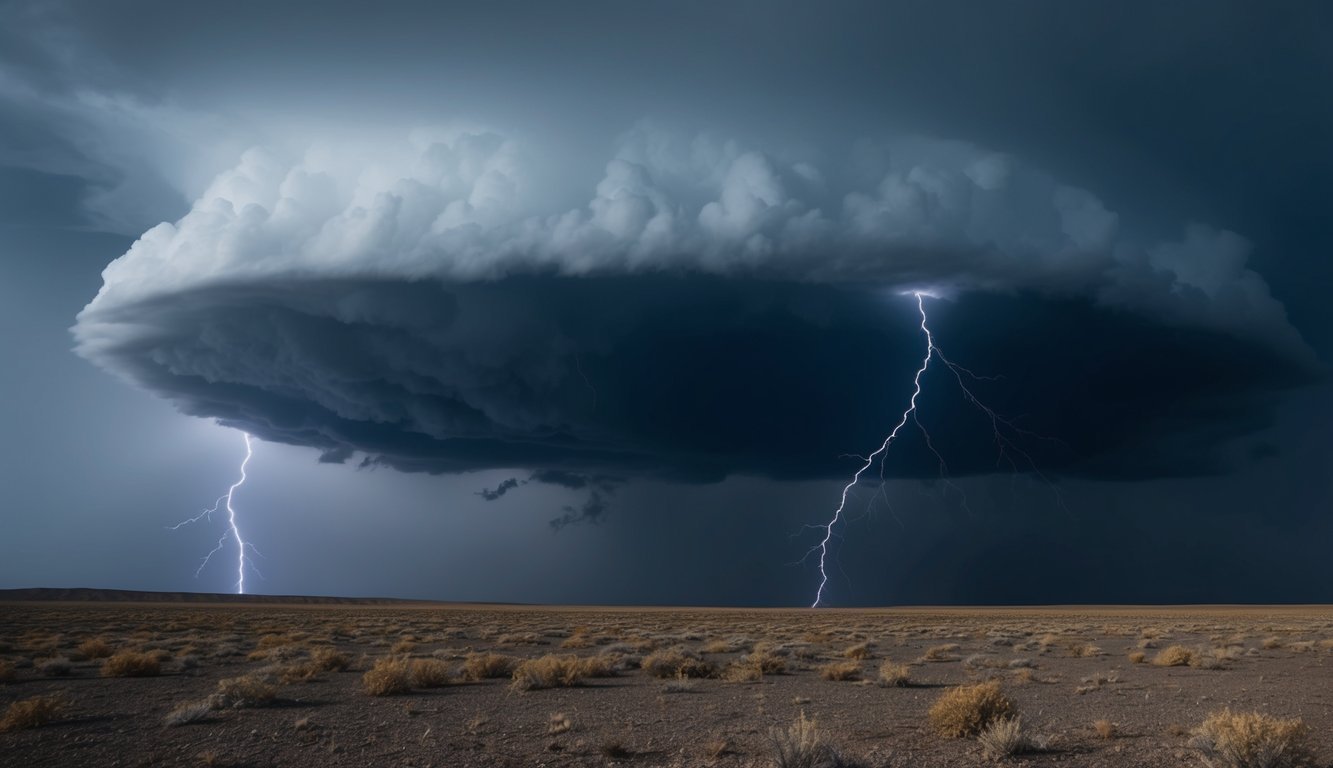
[73,124,1314,485]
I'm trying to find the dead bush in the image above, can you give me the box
[310,647,350,672]
[1190,709,1314,768]
[0,695,65,732]
[362,655,413,696]
[819,661,861,681]
[641,648,717,679]
[460,652,519,681]
[212,674,278,708]
[78,637,114,659]
[1153,645,1196,667]
[977,717,1037,759]
[511,654,586,691]
[877,661,910,687]
[409,659,451,688]
[928,680,1016,738]
[101,650,161,677]
[768,712,854,768]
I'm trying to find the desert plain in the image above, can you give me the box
[1,593,1331,767]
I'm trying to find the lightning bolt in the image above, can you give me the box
[808,292,1057,607]
[168,431,257,594]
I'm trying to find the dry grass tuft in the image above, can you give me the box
[310,647,350,672]
[409,658,451,688]
[641,648,717,679]
[101,650,161,677]
[547,712,572,735]
[1189,709,1314,768]
[920,643,960,662]
[0,695,65,732]
[362,656,413,696]
[977,717,1036,760]
[745,648,788,674]
[877,661,911,687]
[928,680,1016,738]
[78,637,114,659]
[460,652,519,681]
[819,661,861,681]
[1128,650,1147,664]
[768,712,852,768]
[1094,719,1117,739]
[1152,645,1196,667]
[511,654,588,691]
[722,661,763,683]
[213,674,278,708]
[843,642,871,660]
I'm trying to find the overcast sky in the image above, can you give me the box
[2,0,1330,605]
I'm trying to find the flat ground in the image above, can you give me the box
[1,601,1331,767]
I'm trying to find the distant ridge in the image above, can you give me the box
[0,587,441,605]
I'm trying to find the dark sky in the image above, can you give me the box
[2,0,1330,606]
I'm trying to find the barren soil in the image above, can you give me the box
[2,600,1331,767]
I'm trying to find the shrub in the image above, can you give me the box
[0,695,65,732]
[409,659,451,688]
[921,643,959,662]
[460,652,519,681]
[274,661,320,684]
[928,680,1016,738]
[1153,645,1196,667]
[362,655,413,696]
[877,661,910,687]
[1128,651,1147,664]
[163,700,214,727]
[819,661,861,681]
[641,648,717,679]
[744,648,788,674]
[977,717,1036,759]
[511,654,585,691]
[1190,709,1314,768]
[768,712,852,768]
[310,647,350,671]
[721,661,763,683]
[78,638,114,659]
[101,650,161,677]
[213,674,278,708]
[1094,719,1117,739]
[843,642,871,660]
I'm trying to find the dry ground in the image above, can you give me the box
[1,601,1331,767]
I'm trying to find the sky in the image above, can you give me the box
[1,0,1330,606]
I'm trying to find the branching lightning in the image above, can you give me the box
[168,431,258,594]
[807,292,1058,607]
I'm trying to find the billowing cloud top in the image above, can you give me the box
[73,124,1314,482]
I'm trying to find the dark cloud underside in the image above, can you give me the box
[76,275,1314,484]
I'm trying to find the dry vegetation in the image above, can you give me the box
[0,695,65,732]
[1,601,1331,767]
[928,680,1015,738]
[1191,709,1314,768]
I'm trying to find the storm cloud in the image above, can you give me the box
[71,126,1316,485]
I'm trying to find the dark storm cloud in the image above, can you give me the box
[550,491,610,533]
[476,478,519,501]
[23,0,1324,512]
[72,274,1317,485]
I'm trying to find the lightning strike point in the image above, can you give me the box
[171,431,256,594]
[807,291,1054,607]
